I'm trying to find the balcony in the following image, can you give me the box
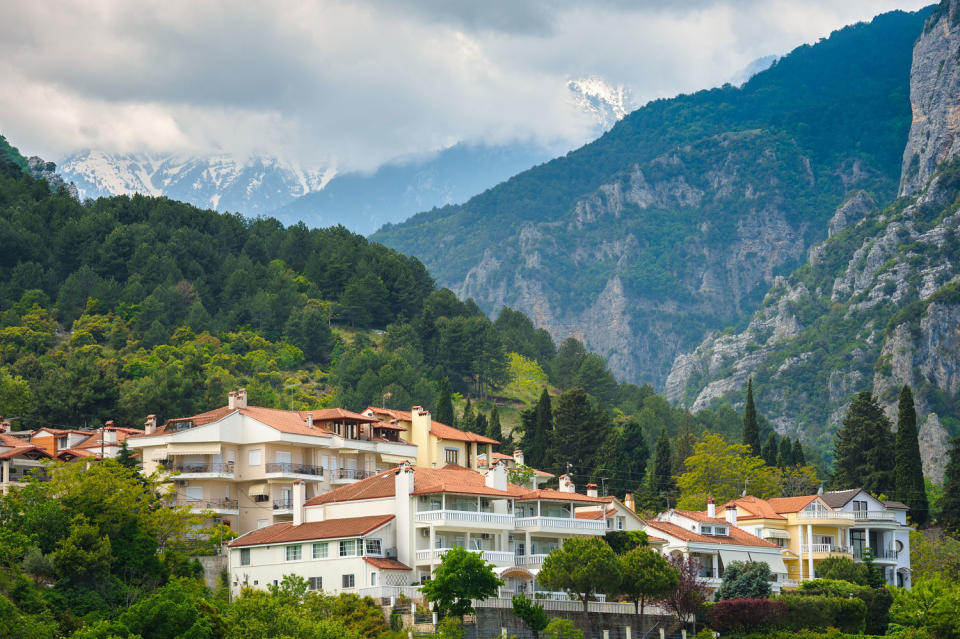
[168,462,234,478]
[415,509,515,527]
[514,516,607,533]
[853,511,898,522]
[853,547,898,561]
[800,544,851,555]
[264,462,324,480]
[514,554,549,566]
[329,468,376,484]
[796,510,855,522]
[415,548,515,565]
[273,498,293,512]
[183,497,239,514]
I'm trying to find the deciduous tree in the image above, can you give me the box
[676,433,779,509]
[538,537,621,615]
[420,546,502,620]
[619,547,679,621]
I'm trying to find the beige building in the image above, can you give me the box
[127,389,419,535]
[0,431,52,494]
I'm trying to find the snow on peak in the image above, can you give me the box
[567,76,634,131]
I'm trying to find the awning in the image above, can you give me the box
[166,442,221,455]
[381,453,416,464]
[748,551,788,575]
[248,483,269,497]
[718,549,752,566]
[762,529,791,540]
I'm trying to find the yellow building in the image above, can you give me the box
[363,406,498,471]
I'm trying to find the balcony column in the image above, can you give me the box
[525,531,531,557]
[465,531,471,551]
[1,460,9,492]
[837,526,842,551]
[864,527,871,552]
[712,553,719,579]
[806,524,814,580]
[429,526,437,570]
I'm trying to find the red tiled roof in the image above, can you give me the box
[0,444,52,460]
[647,536,667,544]
[364,557,412,571]
[410,465,527,498]
[765,495,818,514]
[719,496,787,521]
[74,428,144,449]
[307,469,399,505]
[56,448,97,459]
[372,420,407,431]
[575,508,617,520]
[515,489,611,504]
[0,433,30,448]
[643,520,778,548]
[309,408,378,424]
[673,510,731,524]
[365,407,500,445]
[229,515,395,548]
[32,428,91,436]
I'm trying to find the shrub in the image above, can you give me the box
[707,598,788,632]
[714,561,774,600]
[778,594,866,633]
[795,579,890,634]
[543,618,583,639]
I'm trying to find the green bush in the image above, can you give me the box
[778,594,865,633]
[543,618,583,639]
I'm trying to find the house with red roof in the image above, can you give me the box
[126,389,419,535]
[0,431,52,494]
[226,461,614,598]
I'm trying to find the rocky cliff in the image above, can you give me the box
[669,3,960,480]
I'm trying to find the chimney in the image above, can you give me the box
[144,415,157,434]
[228,391,237,409]
[725,504,738,526]
[586,483,598,498]
[513,449,524,467]
[559,474,575,493]
[236,388,248,409]
[485,460,508,491]
[306,412,314,428]
[707,498,716,518]
[0,419,8,434]
[624,493,636,513]
[103,422,117,445]
[293,480,306,526]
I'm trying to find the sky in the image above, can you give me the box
[0,0,932,172]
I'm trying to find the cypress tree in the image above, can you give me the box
[487,406,503,443]
[894,385,929,525]
[520,389,552,469]
[762,432,779,467]
[792,439,806,467]
[743,378,762,457]
[650,428,676,510]
[832,391,895,494]
[474,413,488,439]
[940,437,960,535]
[434,378,455,426]
[778,436,795,467]
[460,396,476,433]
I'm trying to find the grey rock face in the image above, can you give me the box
[900,1,960,196]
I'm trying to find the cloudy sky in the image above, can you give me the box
[0,0,932,172]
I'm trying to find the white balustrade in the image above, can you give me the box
[414,510,514,525]
[514,516,607,531]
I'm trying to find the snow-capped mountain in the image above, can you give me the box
[57,151,332,215]
[567,77,633,132]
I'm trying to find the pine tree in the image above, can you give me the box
[894,385,929,525]
[792,439,805,467]
[940,437,960,535]
[434,378,455,426]
[487,406,503,443]
[778,436,794,467]
[762,432,779,467]
[520,389,552,469]
[475,413,488,440]
[460,396,476,433]
[832,391,895,494]
[742,378,762,457]
[116,439,138,469]
[650,428,676,510]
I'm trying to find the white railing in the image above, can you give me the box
[415,548,514,563]
[797,510,855,521]
[801,544,851,554]
[415,510,514,525]
[474,597,631,615]
[515,554,548,566]
[781,579,800,589]
[514,516,607,531]
[357,585,423,600]
[853,511,898,522]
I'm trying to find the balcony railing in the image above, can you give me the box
[796,510,855,521]
[515,553,549,566]
[184,497,238,511]
[853,511,898,522]
[264,462,323,477]
[415,510,515,525]
[515,516,607,531]
[853,547,898,560]
[801,544,851,554]
[331,468,374,481]
[415,548,514,563]
[273,498,293,511]
[169,462,234,474]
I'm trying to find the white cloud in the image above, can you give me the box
[0,0,931,170]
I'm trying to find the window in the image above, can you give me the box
[365,539,383,556]
[286,545,302,561]
[240,548,250,566]
[370,571,377,586]
[516,542,525,556]
[340,539,358,557]
[313,542,328,559]
[257,519,269,529]
[445,448,459,465]
[606,519,612,529]
[418,495,442,511]
[248,449,262,466]
[342,574,355,588]
[714,526,727,536]
[895,540,904,553]
[853,500,868,512]
[185,486,203,501]
[275,450,292,464]
[701,525,713,535]
[617,517,625,530]
[308,577,322,590]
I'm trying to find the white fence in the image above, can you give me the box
[515,516,607,531]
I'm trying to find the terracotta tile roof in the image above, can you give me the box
[0,444,51,460]
[365,407,500,445]
[476,455,554,477]
[33,428,90,436]
[515,489,612,504]
[411,465,526,498]
[229,515,395,548]
[882,500,909,510]
[0,433,30,448]
[56,448,97,459]
[363,557,412,571]
[74,428,144,449]
[765,495,818,513]
[820,489,862,509]
[720,496,787,521]
[309,408,377,424]
[647,536,667,544]
[673,509,732,524]
[575,508,617,520]
[643,520,778,548]
[371,421,407,431]
[307,469,399,505]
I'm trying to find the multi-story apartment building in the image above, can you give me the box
[127,389,420,535]
[226,461,613,598]
[721,489,912,587]
[640,504,789,592]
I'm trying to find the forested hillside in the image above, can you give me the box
[372,8,930,386]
